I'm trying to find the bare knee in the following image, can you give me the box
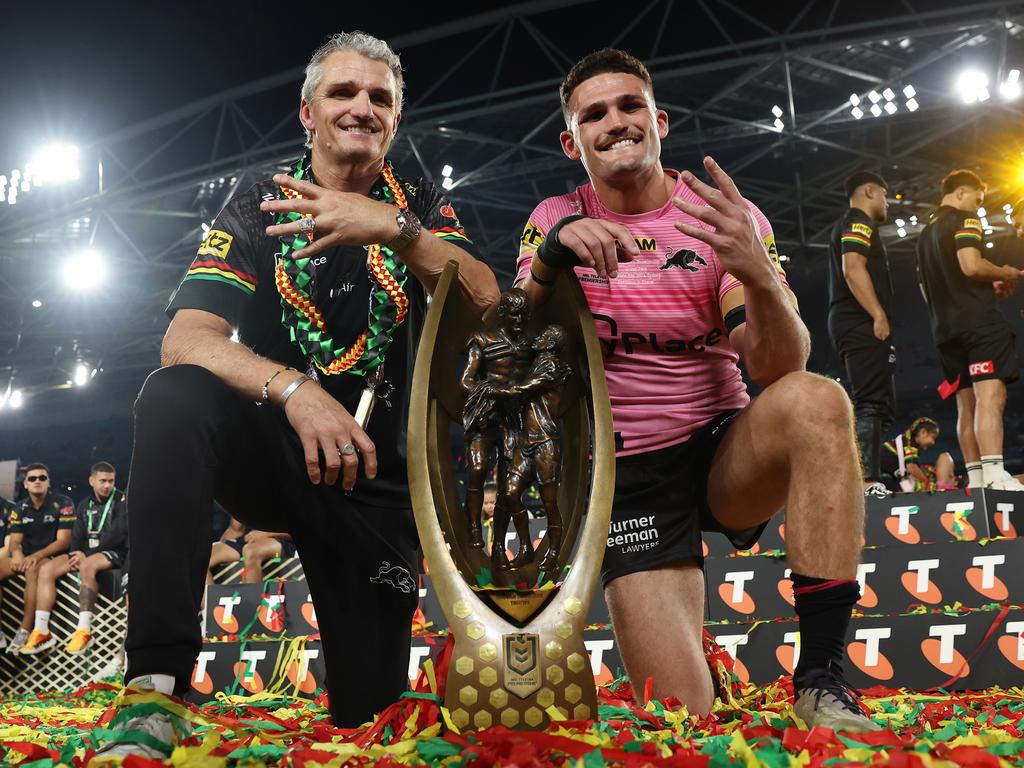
[771,372,853,434]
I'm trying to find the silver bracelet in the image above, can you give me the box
[278,374,312,407]
[258,366,296,406]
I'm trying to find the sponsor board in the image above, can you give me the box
[188,640,325,704]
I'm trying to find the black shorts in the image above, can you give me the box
[938,323,1019,391]
[276,539,298,560]
[222,537,245,556]
[836,325,896,421]
[85,547,126,570]
[601,410,767,587]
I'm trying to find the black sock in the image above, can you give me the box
[791,573,859,688]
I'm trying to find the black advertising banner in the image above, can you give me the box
[203,583,287,639]
[283,580,320,636]
[714,607,1024,691]
[188,640,326,703]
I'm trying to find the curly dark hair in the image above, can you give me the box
[560,48,653,117]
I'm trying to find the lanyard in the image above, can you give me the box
[88,490,116,535]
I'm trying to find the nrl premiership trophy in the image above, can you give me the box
[408,261,614,731]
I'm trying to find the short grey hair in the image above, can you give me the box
[301,31,404,146]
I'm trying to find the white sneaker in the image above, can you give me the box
[90,655,126,683]
[986,471,1024,491]
[94,708,190,758]
[863,482,892,499]
[6,628,29,655]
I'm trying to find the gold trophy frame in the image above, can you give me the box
[408,261,614,731]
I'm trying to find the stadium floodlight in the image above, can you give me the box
[63,250,106,290]
[981,216,991,229]
[772,117,784,131]
[882,88,896,102]
[441,177,455,190]
[441,164,453,178]
[9,390,23,409]
[1000,69,1021,100]
[897,227,907,238]
[31,299,42,308]
[851,106,864,119]
[74,363,89,387]
[956,70,989,103]
[870,104,883,117]
[771,104,784,118]
[868,90,882,103]
[910,215,918,225]
[895,218,906,227]
[906,98,919,112]
[903,85,917,99]
[986,242,995,249]
[884,101,898,114]
[24,144,80,186]
[849,93,861,107]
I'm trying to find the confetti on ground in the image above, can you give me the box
[2,639,1024,767]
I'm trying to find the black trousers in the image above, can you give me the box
[836,326,897,482]
[124,365,419,726]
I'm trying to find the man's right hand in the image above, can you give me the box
[872,312,891,341]
[68,551,84,570]
[282,378,377,490]
[555,218,638,278]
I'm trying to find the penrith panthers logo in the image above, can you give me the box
[370,561,416,594]
[660,248,707,272]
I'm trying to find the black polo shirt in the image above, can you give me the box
[0,495,15,545]
[917,206,1004,343]
[71,490,129,555]
[9,492,75,556]
[166,161,481,508]
[827,207,893,342]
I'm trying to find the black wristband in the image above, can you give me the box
[536,214,587,269]
[530,268,556,287]
[724,305,746,333]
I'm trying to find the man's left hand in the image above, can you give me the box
[672,156,775,286]
[260,175,396,258]
[995,280,1016,300]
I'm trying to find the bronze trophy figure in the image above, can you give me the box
[408,262,613,731]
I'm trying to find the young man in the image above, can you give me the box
[916,170,1024,491]
[20,461,128,656]
[0,465,75,654]
[97,31,498,757]
[518,48,877,732]
[827,172,895,498]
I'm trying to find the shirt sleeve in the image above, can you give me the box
[8,507,22,536]
[955,213,985,250]
[57,496,76,531]
[412,182,483,261]
[166,187,264,327]
[70,500,87,552]
[840,212,875,257]
[516,201,560,283]
[718,199,788,302]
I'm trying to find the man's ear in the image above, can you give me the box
[299,100,315,135]
[656,108,669,140]
[560,128,581,161]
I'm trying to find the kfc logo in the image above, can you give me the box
[968,360,995,376]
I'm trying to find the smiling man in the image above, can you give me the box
[517,49,878,732]
[97,31,498,757]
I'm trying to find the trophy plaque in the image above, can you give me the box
[407,261,614,731]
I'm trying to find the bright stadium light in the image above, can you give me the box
[884,101,898,114]
[31,299,42,308]
[9,390,23,409]
[24,144,80,186]
[74,363,89,387]
[851,106,864,119]
[882,87,896,102]
[957,70,990,103]
[870,104,883,117]
[771,104,784,118]
[1000,69,1021,100]
[441,177,455,190]
[986,241,995,249]
[441,164,453,178]
[978,207,987,217]
[895,218,906,227]
[772,117,785,131]
[849,93,861,107]
[868,90,882,103]
[63,250,106,290]
[897,226,907,238]
[906,98,919,112]
[903,85,917,99]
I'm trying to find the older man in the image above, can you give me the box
[98,31,498,756]
[517,48,877,732]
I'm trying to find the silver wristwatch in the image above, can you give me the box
[385,208,422,252]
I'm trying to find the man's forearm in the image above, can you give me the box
[162,317,304,403]
[403,235,500,313]
[740,277,810,385]
[844,262,885,319]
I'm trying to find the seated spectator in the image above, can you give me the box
[241,530,297,584]
[207,516,248,584]
[21,462,128,655]
[880,418,956,492]
[0,464,74,653]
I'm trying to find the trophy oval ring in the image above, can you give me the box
[408,260,615,731]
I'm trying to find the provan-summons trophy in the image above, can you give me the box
[407,261,614,730]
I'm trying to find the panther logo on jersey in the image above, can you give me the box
[660,248,708,272]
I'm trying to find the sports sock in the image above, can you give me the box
[981,455,1005,485]
[967,462,984,488]
[77,611,94,631]
[791,573,859,688]
[34,610,51,635]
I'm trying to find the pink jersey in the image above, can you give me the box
[516,171,787,456]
